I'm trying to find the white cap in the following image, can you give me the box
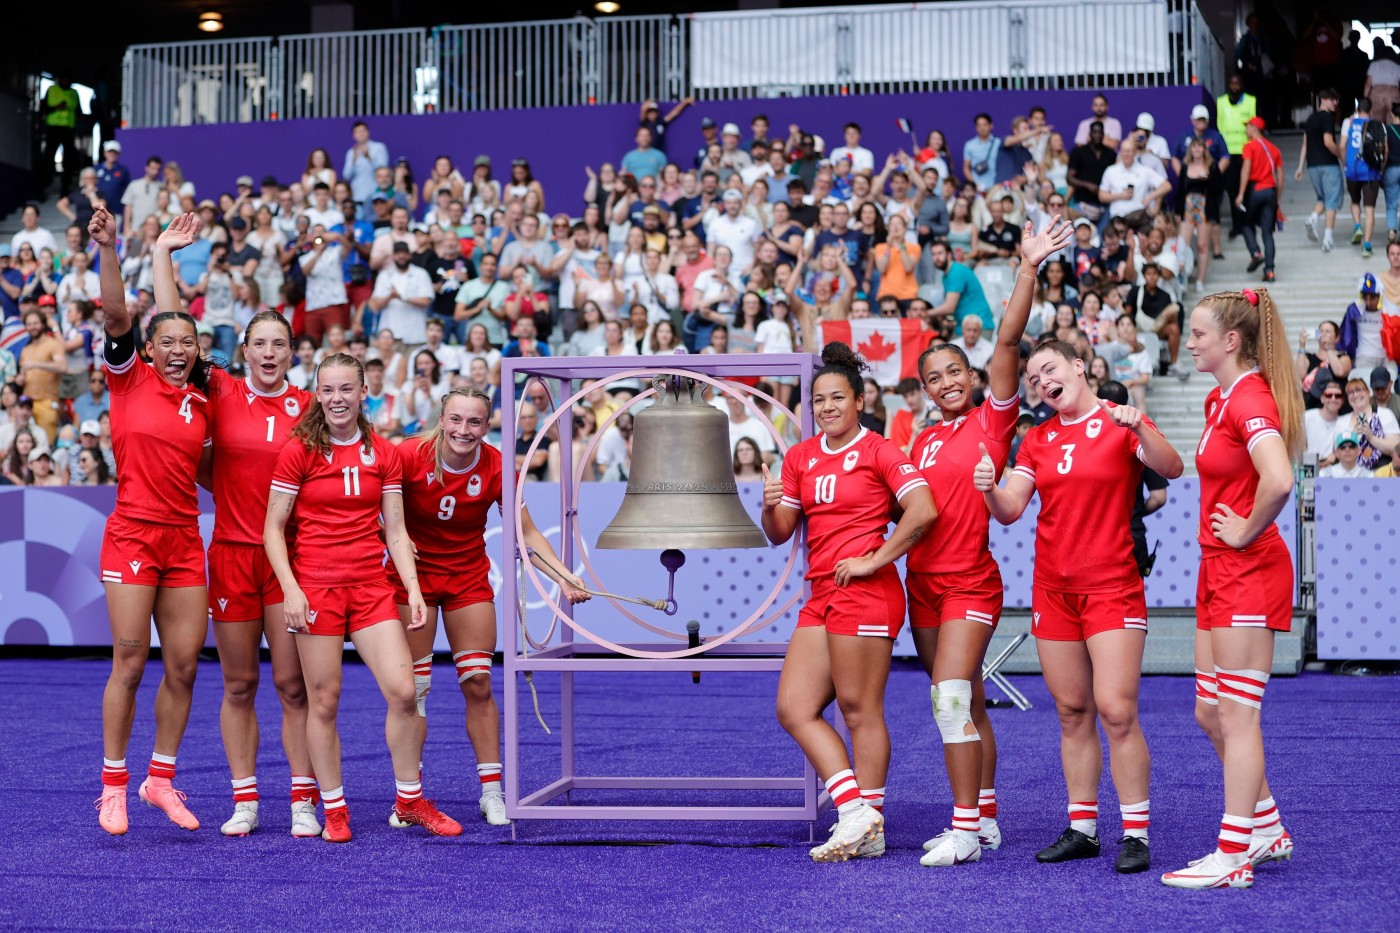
[80,419,101,436]
[102,140,121,152]
[1190,104,1210,121]
[721,188,743,202]
[721,122,741,137]
[1136,112,1155,132]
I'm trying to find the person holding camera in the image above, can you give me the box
[297,225,349,345]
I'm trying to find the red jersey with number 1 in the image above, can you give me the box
[780,427,928,580]
[907,393,1021,575]
[270,431,402,586]
[106,350,211,525]
[397,437,502,576]
[1195,370,1284,554]
[207,368,313,545]
[1012,403,1156,592]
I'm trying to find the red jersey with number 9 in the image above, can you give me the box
[207,369,313,545]
[106,351,211,525]
[1012,403,1155,592]
[270,431,401,586]
[780,427,928,580]
[1195,371,1284,554]
[907,393,1021,574]
[397,437,502,576]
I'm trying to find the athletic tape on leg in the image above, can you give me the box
[413,655,432,718]
[1215,668,1269,710]
[453,650,492,683]
[931,679,979,745]
[1194,668,1219,706]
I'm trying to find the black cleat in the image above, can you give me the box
[1036,827,1101,863]
[1246,254,1265,272]
[1115,835,1150,873]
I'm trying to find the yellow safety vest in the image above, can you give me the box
[1216,93,1256,156]
[45,85,79,129]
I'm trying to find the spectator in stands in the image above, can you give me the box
[11,205,56,257]
[1175,137,1225,290]
[16,310,63,439]
[1075,93,1123,150]
[1067,121,1116,230]
[504,263,554,340]
[1104,314,1153,410]
[370,240,434,351]
[499,213,554,288]
[1345,375,1400,470]
[1235,116,1284,282]
[1296,319,1352,409]
[1215,73,1256,240]
[94,141,130,210]
[1340,273,1392,377]
[722,391,777,466]
[0,395,47,452]
[121,156,163,238]
[872,215,920,308]
[621,126,666,183]
[950,313,994,369]
[972,195,1021,264]
[1129,113,1171,174]
[1342,97,1382,257]
[1373,366,1400,422]
[1124,262,1181,372]
[72,368,107,425]
[369,205,415,272]
[506,158,547,210]
[1304,379,1348,465]
[1098,139,1171,229]
[928,239,993,335]
[2,428,37,485]
[1297,89,1344,253]
[344,120,390,210]
[829,122,875,174]
[71,444,113,486]
[962,113,1001,193]
[298,225,349,343]
[1319,432,1371,477]
[420,231,475,343]
[708,189,761,273]
[57,169,101,234]
[54,251,99,307]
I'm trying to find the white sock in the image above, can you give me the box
[1253,796,1283,839]
[952,805,979,842]
[1120,799,1149,841]
[1068,800,1098,838]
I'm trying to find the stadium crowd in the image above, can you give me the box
[4,68,1400,487]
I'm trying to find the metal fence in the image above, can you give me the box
[122,0,1222,128]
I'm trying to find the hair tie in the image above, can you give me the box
[1241,288,1259,307]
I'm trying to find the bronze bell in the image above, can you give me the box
[597,377,767,550]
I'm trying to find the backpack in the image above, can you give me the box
[1362,119,1387,171]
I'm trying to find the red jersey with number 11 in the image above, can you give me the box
[270,431,402,586]
[1195,370,1284,554]
[397,437,502,576]
[1012,403,1155,592]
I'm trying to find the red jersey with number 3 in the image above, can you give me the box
[270,431,401,585]
[208,368,313,545]
[106,351,211,525]
[1195,371,1284,554]
[1012,403,1155,592]
[781,427,928,580]
[907,394,1021,575]
[397,437,502,576]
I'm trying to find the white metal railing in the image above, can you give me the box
[121,1,1223,128]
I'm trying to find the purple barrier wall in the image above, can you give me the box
[0,475,1280,651]
[116,87,1204,213]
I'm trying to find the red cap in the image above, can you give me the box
[1246,116,1266,130]
[37,294,56,307]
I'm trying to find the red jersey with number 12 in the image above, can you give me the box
[106,351,211,525]
[1012,403,1155,592]
[270,431,402,586]
[907,394,1020,574]
[397,437,502,576]
[1195,370,1284,554]
[208,368,313,545]
[781,427,928,580]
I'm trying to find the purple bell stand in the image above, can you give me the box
[500,353,842,838]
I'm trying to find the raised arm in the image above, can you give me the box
[89,207,131,337]
[1097,400,1184,478]
[990,217,1073,400]
[152,212,200,313]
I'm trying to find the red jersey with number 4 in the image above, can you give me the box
[1012,403,1156,592]
[1195,371,1284,554]
[397,437,502,576]
[907,394,1020,575]
[208,369,313,545]
[270,431,402,586]
[106,351,211,525]
[781,427,928,580]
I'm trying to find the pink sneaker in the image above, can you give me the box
[96,785,128,835]
[139,777,200,831]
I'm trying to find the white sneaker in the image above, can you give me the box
[920,828,982,867]
[290,799,322,838]
[220,800,259,837]
[809,805,883,862]
[1161,850,1253,889]
[1304,212,1319,242]
[1323,232,1334,252]
[480,790,510,826]
[1248,829,1293,867]
[979,817,1002,850]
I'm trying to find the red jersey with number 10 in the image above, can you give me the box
[397,437,502,576]
[207,368,313,545]
[1012,403,1155,592]
[1195,370,1284,554]
[270,431,402,586]
[907,394,1020,575]
[780,427,928,580]
[106,351,211,525]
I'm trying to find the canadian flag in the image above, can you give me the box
[820,319,926,387]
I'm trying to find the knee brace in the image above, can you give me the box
[931,679,979,744]
[1194,668,1219,706]
[1215,668,1268,710]
[413,656,433,718]
[453,649,492,684]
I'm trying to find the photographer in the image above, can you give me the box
[296,224,349,344]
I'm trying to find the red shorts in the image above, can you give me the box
[208,542,285,622]
[907,565,1004,629]
[797,568,906,638]
[392,564,494,612]
[100,514,206,588]
[1196,537,1293,632]
[301,580,398,638]
[1031,583,1148,642]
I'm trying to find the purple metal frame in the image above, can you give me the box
[499,353,825,827]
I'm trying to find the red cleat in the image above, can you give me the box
[321,807,352,843]
[392,797,462,837]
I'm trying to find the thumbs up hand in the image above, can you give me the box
[972,443,997,492]
[1098,397,1144,432]
[761,463,784,510]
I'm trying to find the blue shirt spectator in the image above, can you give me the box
[962,117,1002,193]
[343,121,390,205]
[174,238,213,287]
[933,248,994,334]
[94,144,131,210]
[73,376,109,424]
[620,127,667,181]
[0,248,23,321]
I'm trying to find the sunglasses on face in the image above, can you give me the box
[1322,392,1342,399]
